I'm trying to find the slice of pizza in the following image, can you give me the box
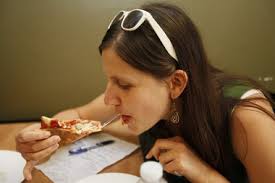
[40,116,102,145]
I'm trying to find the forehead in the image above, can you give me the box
[101,48,152,83]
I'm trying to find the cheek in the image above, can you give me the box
[130,87,170,132]
[138,96,168,117]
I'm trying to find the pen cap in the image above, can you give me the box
[139,161,164,183]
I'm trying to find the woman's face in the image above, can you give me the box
[102,47,171,135]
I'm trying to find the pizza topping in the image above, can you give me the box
[50,119,59,128]
[40,116,102,134]
[58,120,77,129]
[73,121,101,134]
[41,121,48,129]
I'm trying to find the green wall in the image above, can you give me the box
[0,0,274,121]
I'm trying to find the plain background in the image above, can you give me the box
[1,0,274,121]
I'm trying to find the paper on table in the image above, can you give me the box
[36,133,139,183]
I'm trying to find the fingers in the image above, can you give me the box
[158,148,184,177]
[23,160,38,181]
[16,141,35,153]
[21,124,41,133]
[16,129,51,143]
[32,136,61,152]
[23,143,59,161]
[158,150,176,165]
[146,139,177,160]
[163,160,182,175]
[167,136,184,143]
[17,135,60,153]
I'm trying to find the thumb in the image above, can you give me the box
[23,160,37,181]
[145,150,153,159]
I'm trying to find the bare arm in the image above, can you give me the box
[53,93,116,121]
[231,95,275,183]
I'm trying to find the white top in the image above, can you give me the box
[231,89,264,115]
[240,89,263,99]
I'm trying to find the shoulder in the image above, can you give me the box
[230,93,275,181]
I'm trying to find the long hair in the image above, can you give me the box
[99,2,275,181]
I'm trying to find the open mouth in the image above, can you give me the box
[121,115,132,125]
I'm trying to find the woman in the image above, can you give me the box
[16,3,275,182]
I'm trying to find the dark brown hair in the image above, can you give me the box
[99,2,275,181]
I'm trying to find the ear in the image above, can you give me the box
[166,70,188,99]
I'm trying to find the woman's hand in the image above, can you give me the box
[146,136,227,183]
[15,123,61,180]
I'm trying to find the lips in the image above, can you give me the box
[121,115,132,125]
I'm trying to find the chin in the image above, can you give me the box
[127,125,140,134]
[125,118,157,135]
[125,124,144,135]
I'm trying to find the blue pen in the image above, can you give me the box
[69,140,115,155]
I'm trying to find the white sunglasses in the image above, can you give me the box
[107,9,178,61]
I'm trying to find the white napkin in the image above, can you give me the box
[36,133,139,183]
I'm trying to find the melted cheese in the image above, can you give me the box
[73,121,101,134]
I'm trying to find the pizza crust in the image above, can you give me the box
[46,128,96,145]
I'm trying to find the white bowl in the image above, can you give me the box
[0,150,26,183]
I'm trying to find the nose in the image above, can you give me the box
[104,82,121,106]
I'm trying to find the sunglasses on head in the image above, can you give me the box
[108,9,178,62]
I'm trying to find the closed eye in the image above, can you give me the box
[116,80,132,90]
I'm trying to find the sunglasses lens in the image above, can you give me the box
[123,10,143,29]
